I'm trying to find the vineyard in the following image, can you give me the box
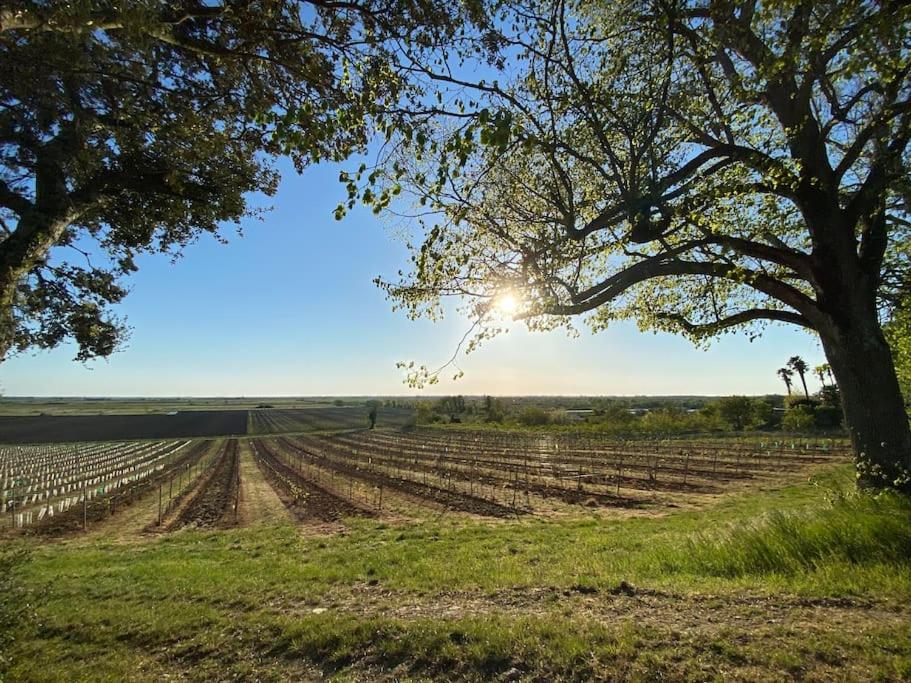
[0,440,199,530]
[5,426,903,683]
[244,429,851,520]
[0,426,852,538]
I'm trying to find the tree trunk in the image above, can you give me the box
[0,210,75,361]
[819,307,911,492]
[0,251,26,362]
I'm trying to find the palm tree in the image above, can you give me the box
[788,356,810,399]
[778,367,794,396]
[814,364,826,386]
[814,363,833,388]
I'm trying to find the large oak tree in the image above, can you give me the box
[367,0,911,490]
[0,0,472,360]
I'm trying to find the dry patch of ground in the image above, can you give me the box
[235,439,293,526]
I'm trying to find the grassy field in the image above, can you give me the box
[2,462,909,681]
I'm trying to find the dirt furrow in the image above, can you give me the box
[169,439,240,530]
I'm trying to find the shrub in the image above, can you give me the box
[416,403,442,425]
[483,396,506,423]
[548,410,573,425]
[782,398,843,431]
[517,406,551,426]
[715,396,755,431]
[782,404,816,431]
[813,405,843,429]
[639,408,727,434]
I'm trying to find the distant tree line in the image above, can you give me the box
[408,391,843,436]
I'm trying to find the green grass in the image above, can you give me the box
[3,464,911,681]
[666,488,911,579]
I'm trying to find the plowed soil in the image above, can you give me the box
[169,439,240,529]
[0,411,248,443]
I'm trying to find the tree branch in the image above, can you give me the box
[656,308,812,337]
[0,180,32,216]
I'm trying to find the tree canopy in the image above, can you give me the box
[372,0,908,351]
[0,0,478,360]
[885,297,911,403]
[360,0,911,488]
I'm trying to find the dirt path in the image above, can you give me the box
[236,440,293,526]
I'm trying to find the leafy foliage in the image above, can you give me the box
[355,0,911,488]
[885,297,911,403]
[371,0,909,346]
[0,0,481,360]
[715,396,761,431]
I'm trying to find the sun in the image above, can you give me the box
[495,292,519,316]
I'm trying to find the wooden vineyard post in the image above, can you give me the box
[616,457,623,497]
[158,484,162,526]
[522,451,531,507]
[378,485,383,512]
[588,451,595,493]
[168,477,173,512]
[524,455,531,508]
[83,481,87,530]
[683,452,690,487]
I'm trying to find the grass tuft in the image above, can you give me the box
[665,489,911,577]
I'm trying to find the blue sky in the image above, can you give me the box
[1,158,825,397]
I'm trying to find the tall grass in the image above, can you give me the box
[665,489,911,577]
